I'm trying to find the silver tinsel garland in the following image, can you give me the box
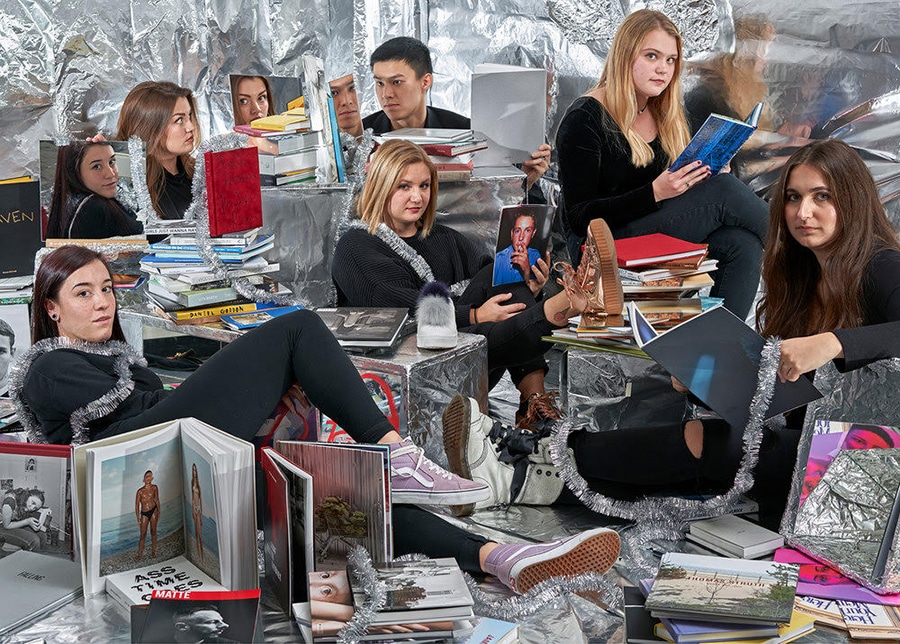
[8,337,146,445]
[340,546,388,643]
[127,135,155,224]
[550,339,783,542]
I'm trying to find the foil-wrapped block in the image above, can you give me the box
[564,347,691,432]
[347,332,489,467]
[791,448,900,594]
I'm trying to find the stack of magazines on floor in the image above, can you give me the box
[551,232,721,356]
[624,551,816,643]
[376,128,487,182]
[141,227,292,328]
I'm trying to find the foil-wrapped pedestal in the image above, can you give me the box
[563,348,690,432]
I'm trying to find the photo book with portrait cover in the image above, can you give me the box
[70,417,258,606]
[491,204,554,287]
[135,588,261,643]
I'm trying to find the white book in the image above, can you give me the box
[689,514,784,559]
[0,551,82,636]
[471,63,547,167]
[104,555,225,608]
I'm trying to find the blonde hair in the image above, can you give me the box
[116,81,201,216]
[594,9,691,167]
[357,139,438,237]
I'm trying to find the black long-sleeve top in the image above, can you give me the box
[332,224,491,329]
[556,96,668,237]
[65,194,143,238]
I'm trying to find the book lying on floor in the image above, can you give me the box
[669,102,763,174]
[836,600,900,640]
[313,307,409,349]
[687,514,784,559]
[349,557,475,623]
[136,588,261,643]
[0,551,83,637]
[71,417,258,605]
[630,302,823,430]
[655,607,814,643]
[644,552,799,625]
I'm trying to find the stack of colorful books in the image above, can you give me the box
[377,128,487,182]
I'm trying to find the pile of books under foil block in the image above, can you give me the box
[140,228,290,328]
[376,128,487,182]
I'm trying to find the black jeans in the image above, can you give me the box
[568,173,768,321]
[458,263,555,389]
[569,419,801,528]
[114,310,488,568]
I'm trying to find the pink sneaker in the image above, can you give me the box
[389,438,491,505]
[483,527,620,594]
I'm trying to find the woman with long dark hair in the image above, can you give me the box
[116,81,200,220]
[11,245,619,594]
[46,141,142,239]
[445,139,900,528]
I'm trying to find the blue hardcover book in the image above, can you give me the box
[149,234,273,254]
[669,102,763,174]
[221,305,303,330]
[326,95,346,182]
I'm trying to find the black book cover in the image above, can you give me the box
[0,180,42,278]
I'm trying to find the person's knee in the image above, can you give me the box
[706,227,764,264]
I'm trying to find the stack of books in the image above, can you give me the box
[377,129,487,181]
[141,228,287,327]
[235,99,325,186]
[687,514,784,560]
[627,552,814,643]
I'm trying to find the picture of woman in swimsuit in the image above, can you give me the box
[191,463,204,563]
[135,469,160,560]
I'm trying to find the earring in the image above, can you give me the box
[51,313,58,321]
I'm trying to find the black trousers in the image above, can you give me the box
[458,263,555,389]
[116,309,488,571]
[569,419,801,528]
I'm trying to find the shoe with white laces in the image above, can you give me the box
[483,527,620,594]
[389,438,491,505]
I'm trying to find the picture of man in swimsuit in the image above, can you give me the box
[135,469,160,560]
[191,463,204,563]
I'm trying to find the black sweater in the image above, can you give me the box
[332,224,491,329]
[66,194,143,238]
[361,106,470,136]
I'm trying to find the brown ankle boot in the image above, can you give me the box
[516,392,563,431]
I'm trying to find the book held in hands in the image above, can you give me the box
[669,102,763,174]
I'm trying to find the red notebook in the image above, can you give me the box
[205,147,263,236]
[614,233,707,268]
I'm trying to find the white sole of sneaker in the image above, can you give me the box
[510,527,620,594]
[391,485,491,505]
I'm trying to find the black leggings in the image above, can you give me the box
[458,264,555,388]
[112,310,488,570]
[569,419,801,528]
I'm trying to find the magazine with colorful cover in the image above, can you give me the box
[645,552,799,625]
[71,418,257,602]
[261,447,315,613]
[0,441,74,560]
[774,547,900,606]
[275,440,391,569]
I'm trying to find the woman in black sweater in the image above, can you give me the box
[332,139,591,427]
[11,245,619,594]
[46,141,143,239]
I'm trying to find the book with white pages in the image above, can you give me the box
[470,63,547,167]
[688,514,784,559]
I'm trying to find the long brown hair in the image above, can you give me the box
[116,81,200,216]
[357,139,438,237]
[594,9,691,166]
[32,246,126,343]
[758,139,900,338]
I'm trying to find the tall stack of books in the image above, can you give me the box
[236,99,325,186]
[141,228,286,326]
[627,552,815,644]
[377,129,487,181]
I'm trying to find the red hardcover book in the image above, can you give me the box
[614,233,707,268]
[417,140,487,156]
[204,147,263,237]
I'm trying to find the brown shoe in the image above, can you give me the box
[585,218,624,316]
[516,391,563,431]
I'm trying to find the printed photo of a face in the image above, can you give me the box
[491,204,554,287]
[0,303,31,396]
[229,74,304,127]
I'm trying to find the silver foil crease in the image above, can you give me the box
[8,337,145,446]
[791,448,900,594]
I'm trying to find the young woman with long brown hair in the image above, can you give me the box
[446,139,900,528]
[555,9,768,321]
[116,81,200,219]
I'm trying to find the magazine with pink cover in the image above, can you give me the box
[775,547,900,606]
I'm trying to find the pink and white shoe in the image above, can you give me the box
[483,527,620,594]
[389,438,491,506]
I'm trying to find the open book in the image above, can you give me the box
[71,418,258,605]
[630,302,822,429]
[670,102,763,174]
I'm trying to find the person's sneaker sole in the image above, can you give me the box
[588,218,624,316]
[390,486,489,505]
[513,528,620,594]
[441,394,476,516]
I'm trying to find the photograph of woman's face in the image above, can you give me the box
[163,96,196,157]
[235,77,270,125]
[79,145,119,199]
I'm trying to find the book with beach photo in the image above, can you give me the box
[71,417,258,606]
